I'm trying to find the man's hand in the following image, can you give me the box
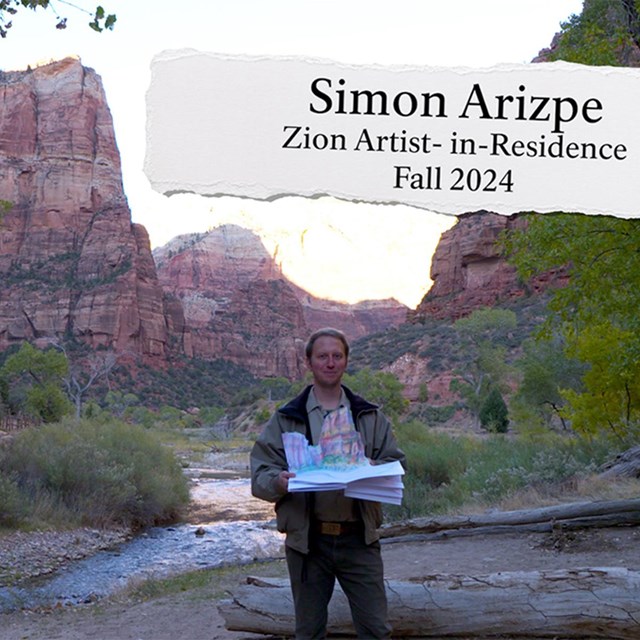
[277,470,296,494]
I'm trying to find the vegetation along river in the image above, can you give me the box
[0,453,284,613]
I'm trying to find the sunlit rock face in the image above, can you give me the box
[154,224,408,379]
[0,58,183,362]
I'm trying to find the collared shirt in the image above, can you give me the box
[306,387,359,523]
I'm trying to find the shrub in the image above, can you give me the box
[254,406,271,425]
[0,474,27,527]
[343,368,408,419]
[383,423,623,522]
[408,403,458,425]
[385,421,474,519]
[479,388,509,433]
[0,418,190,529]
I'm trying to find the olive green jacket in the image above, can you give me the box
[250,385,406,554]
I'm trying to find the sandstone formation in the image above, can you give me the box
[388,211,567,408]
[0,58,186,362]
[411,211,566,322]
[153,225,407,378]
[291,284,407,341]
[0,58,561,390]
[154,226,305,379]
[0,57,406,381]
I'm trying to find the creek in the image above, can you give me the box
[0,451,284,614]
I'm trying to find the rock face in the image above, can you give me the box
[0,58,404,380]
[154,226,407,378]
[411,211,566,321]
[4,58,565,388]
[0,58,185,362]
[154,226,304,379]
[291,284,408,342]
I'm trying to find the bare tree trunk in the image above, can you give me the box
[219,499,640,637]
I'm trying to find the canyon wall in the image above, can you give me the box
[0,58,185,363]
[412,211,566,322]
[0,58,559,387]
[0,58,406,378]
[153,225,407,379]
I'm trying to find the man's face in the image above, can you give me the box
[307,336,348,389]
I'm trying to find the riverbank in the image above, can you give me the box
[0,527,133,587]
[0,477,282,614]
[3,454,638,638]
[2,525,640,639]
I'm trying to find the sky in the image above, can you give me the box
[1,0,584,307]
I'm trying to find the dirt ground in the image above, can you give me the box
[2,524,639,640]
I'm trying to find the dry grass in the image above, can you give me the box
[494,475,640,513]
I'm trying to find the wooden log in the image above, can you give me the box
[218,568,640,639]
[600,445,640,479]
[382,512,640,544]
[380,498,640,539]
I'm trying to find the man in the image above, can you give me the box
[251,327,406,639]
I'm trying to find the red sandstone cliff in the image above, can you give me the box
[154,226,305,379]
[153,225,407,378]
[0,58,187,361]
[292,288,407,340]
[411,211,566,322]
[0,58,560,389]
[0,58,404,380]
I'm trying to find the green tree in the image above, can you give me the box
[0,342,71,422]
[259,376,294,402]
[0,1,115,38]
[503,0,640,441]
[515,335,586,431]
[199,405,225,427]
[343,368,408,419]
[548,0,640,66]
[103,389,140,418]
[479,387,509,433]
[454,307,517,339]
[562,322,640,440]
[504,213,640,441]
[450,308,517,426]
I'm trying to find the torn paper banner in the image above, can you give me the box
[145,50,640,218]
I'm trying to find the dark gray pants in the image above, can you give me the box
[285,531,391,639]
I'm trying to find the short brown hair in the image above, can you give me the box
[305,327,350,360]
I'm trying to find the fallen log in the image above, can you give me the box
[381,512,640,544]
[380,498,640,540]
[600,445,640,479]
[218,568,640,639]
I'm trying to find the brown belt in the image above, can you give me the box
[314,520,362,536]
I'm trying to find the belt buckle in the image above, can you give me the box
[321,522,342,536]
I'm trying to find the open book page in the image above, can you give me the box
[282,407,403,505]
